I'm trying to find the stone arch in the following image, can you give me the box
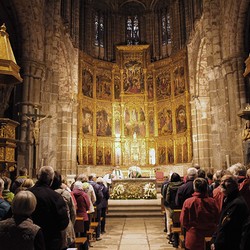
[221,0,250,58]
[11,0,45,62]
[195,38,209,98]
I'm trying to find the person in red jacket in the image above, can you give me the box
[72,181,90,237]
[180,178,219,250]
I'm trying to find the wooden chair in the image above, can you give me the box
[155,171,165,183]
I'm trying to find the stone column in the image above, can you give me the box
[17,61,44,176]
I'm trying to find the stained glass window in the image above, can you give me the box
[94,13,104,47]
[126,15,140,45]
[162,12,171,45]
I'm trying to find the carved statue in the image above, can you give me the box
[242,120,250,165]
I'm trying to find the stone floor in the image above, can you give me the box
[90,217,176,250]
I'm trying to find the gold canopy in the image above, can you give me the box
[0,23,22,83]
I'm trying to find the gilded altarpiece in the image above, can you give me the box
[78,47,192,167]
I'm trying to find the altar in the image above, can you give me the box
[110,178,157,199]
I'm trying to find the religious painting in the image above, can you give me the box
[82,107,93,135]
[96,75,112,100]
[114,76,120,99]
[176,144,182,163]
[82,70,93,98]
[158,108,173,136]
[124,106,146,137]
[115,117,121,135]
[96,147,103,165]
[158,147,166,165]
[156,72,171,100]
[167,145,174,164]
[182,140,188,163]
[82,146,87,164]
[88,146,93,165]
[147,75,154,101]
[96,109,112,136]
[104,147,112,165]
[123,60,144,94]
[149,111,155,135]
[174,66,185,96]
[176,105,187,133]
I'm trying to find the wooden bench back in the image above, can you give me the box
[74,217,85,234]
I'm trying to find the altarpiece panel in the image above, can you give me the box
[78,47,192,168]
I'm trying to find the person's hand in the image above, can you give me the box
[211,243,215,250]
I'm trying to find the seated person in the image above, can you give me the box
[128,166,142,178]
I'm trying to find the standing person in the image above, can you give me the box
[29,166,69,250]
[180,178,219,250]
[51,171,76,250]
[2,177,15,204]
[76,173,96,222]
[72,181,90,237]
[0,190,45,250]
[88,173,103,241]
[161,176,169,233]
[96,177,110,234]
[175,167,198,208]
[11,167,28,193]
[164,173,183,244]
[0,178,11,220]
[211,175,249,250]
[239,168,250,212]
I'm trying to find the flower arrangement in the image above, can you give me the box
[110,182,157,199]
[110,184,125,199]
[143,183,157,199]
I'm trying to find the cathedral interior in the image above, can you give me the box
[1,0,250,178]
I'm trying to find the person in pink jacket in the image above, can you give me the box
[180,178,219,250]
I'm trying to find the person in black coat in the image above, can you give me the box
[96,177,110,234]
[175,167,198,208]
[29,166,69,250]
[211,175,249,250]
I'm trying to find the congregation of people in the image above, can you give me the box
[161,163,250,250]
[1,162,250,250]
[0,166,110,250]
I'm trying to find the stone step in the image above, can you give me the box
[107,195,163,217]
[107,211,162,217]
[108,205,160,211]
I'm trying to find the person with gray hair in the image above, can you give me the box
[76,173,96,219]
[175,167,198,208]
[180,178,219,250]
[29,166,69,250]
[0,190,45,249]
[11,167,28,193]
[211,175,249,250]
[0,178,11,220]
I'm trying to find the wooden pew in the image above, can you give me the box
[204,236,212,250]
[74,217,85,237]
[74,217,88,250]
[171,209,184,248]
[75,237,87,250]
